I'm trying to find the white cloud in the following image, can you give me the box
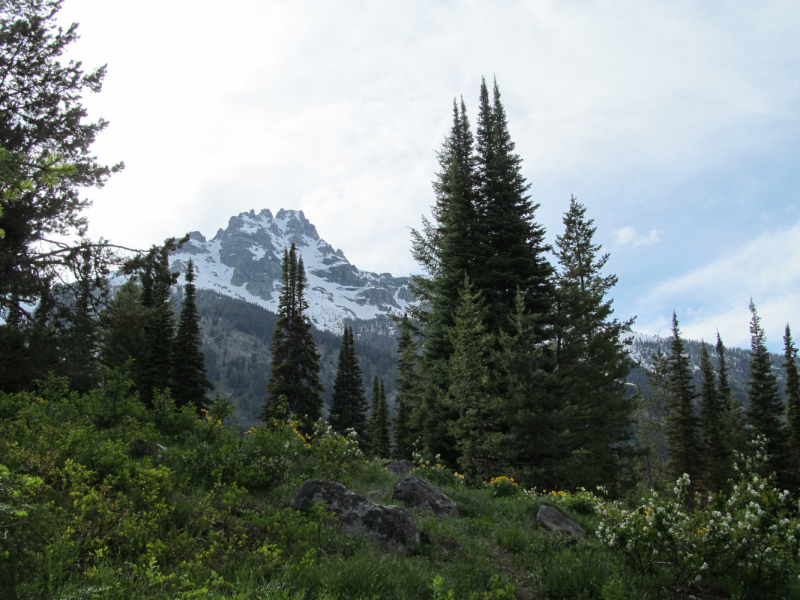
[615,226,661,246]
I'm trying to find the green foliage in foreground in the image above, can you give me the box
[2,376,799,599]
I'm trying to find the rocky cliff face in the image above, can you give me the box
[168,208,414,332]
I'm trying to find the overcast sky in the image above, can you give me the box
[58,0,800,350]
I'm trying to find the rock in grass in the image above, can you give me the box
[536,505,587,538]
[391,475,459,516]
[385,459,414,476]
[290,479,420,553]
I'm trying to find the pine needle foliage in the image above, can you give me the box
[366,376,391,458]
[172,259,213,411]
[699,341,730,491]
[393,313,420,460]
[261,244,323,432]
[445,277,500,483]
[665,313,703,483]
[329,324,368,438]
[784,325,800,449]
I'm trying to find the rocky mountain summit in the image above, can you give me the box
[168,209,415,332]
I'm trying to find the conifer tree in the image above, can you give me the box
[445,277,500,482]
[549,197,633,488]
[62,249,100,393]
[716,332,733,407]
[329,325,368,438]
[393,313,420,459]
[139,240,181,406]
[699,341,730,491]
[472,78,553,335]
[498,291,560,489]
[99,280,148,387]
[716,333,748,464]
[665,313,703,483]
[261,244,323,432]
[172,259,213,410]
[746,301,793,488]
[784,325,800,448]
[366,376,391,458]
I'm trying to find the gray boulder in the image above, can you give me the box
[536,505,587,538]
[290,479,419,553]
[391,475,458,516]
[385,459,414,476]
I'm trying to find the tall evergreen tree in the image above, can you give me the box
[715,332,733,406]
[99,280,148,387]
[549,197,633,488]
[62,249,101,393]
[172,259,213,410]
[699,341,730,491]
[393,313,420,460]
[329,325,368,438]
[784,325,800,449]
[261,244,323,432]
[746,301,793,488]
[472,78,553,335]
[138,240,181,406]
[444,277,500,483]
[366,376,391,458]
[665,313,703,483]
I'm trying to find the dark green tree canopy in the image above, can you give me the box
[262,243,323,431]
[329,324,368,438]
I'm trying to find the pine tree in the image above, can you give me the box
[784,325,800,449]
[665,313,703,483]
[498,291,560,489]
[549,197,633,488]
[410,98,479,465]
[393,313,420,459]
[62,249,100,393]
[472,78,553,335]
[746,301,793,488]
[99,280,148,387]
[172,259,213,410]
[445,277,500,482]
[366,376,391,458]
[139,240,181,406]
[261,244,323,432]
[716,332,733,407]
[699,341,730,491]
[329,325,368,438]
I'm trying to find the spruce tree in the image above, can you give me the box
[261,244,323,432]
[472,78,553,335]
[445,277,500,482]
[784,325,800,449]
[665,313,703,483]
[366,376,391,458]
[549,197,633,488]
[699,341,730,491]
[746,301,793,488]
[716,332,733,406]
[172,259,213,410]
[329,325,368,438]
[393,313,420,459]
[62,249,100,393]
[498,291,560,489]
[139,240,181,406]
[99,280,148,388]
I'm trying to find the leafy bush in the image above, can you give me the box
[484,476,521,498]
[597,437,800,595]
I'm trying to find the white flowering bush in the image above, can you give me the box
[307,419,365,480]
[596,437,799,591]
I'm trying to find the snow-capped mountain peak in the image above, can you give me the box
[167,208,414,332]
